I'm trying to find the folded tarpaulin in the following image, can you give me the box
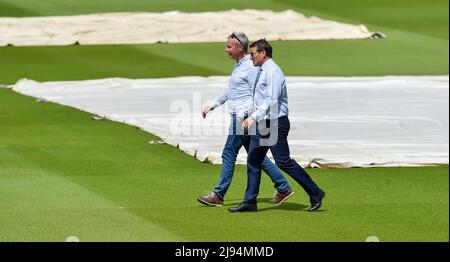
[0,10,383,47]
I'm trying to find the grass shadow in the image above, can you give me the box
[258,202,310,212]
[222,197,321,212]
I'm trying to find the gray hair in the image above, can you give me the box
[229,32,249,52]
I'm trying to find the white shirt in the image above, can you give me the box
[251,58,289,121]
[209,54,258,118]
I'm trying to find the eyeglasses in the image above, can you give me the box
[231,32,244,46]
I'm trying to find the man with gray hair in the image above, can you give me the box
[197,32,294,206]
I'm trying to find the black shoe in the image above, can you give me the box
[228,203,257,213]
[308,190,325,212]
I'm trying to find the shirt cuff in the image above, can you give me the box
[208,101,219,110]
[251,112,260,121]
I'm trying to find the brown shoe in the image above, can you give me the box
[270,189,294,205]
[197,192,223,206]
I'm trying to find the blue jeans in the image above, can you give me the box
[244,116,321,204]
[214,115,290,200]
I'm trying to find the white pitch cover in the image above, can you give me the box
[12,76,449,168]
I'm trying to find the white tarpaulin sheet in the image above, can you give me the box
[0,10,381,47]
[12,76,448,168]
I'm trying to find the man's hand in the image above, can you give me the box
[201,105,212,119]
[242,116,255,131]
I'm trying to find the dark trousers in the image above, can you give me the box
[244,116,321,204]
[214,115,290,200]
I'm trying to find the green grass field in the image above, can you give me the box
[0,0,448,241]
[0,0,448,84]
[0,89,448,241]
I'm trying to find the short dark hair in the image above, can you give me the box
[249,39,272,58]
